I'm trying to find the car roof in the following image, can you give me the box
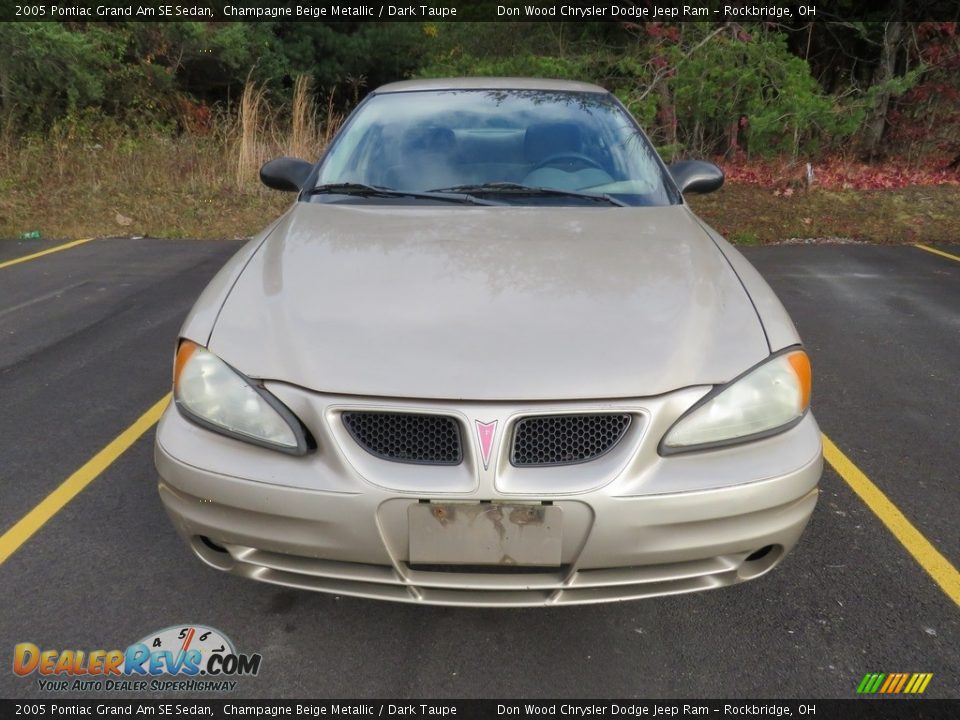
[374,77,610,94]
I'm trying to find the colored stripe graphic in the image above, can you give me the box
[857,672,932,694]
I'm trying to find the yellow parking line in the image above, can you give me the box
[0,237,95,270]
[822,433,960,607]
[914,243,960,263]
[0,394,170,566]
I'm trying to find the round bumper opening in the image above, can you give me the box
[191,535,234,571]
[738,544,784,580]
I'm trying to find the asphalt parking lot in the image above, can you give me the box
[0,236,957,699]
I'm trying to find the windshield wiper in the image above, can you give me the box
[427,182,627,207]
[305,183,497,206]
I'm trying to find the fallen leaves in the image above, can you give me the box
[719,157,960,191]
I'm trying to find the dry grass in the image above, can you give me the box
[687,184,960,245]
[0,77,340,240]
[321,88,344,148]
[2,83,958,243]
[234,77,270,188]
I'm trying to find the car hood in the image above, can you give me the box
[208,202,769,400]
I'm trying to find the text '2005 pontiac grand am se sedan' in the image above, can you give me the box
[155,78,822,607]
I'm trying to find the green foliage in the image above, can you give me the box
[672,30,861,158]
[0,19,949,164]
[728,230,760,245]
[417,52,589,81]
[0,23,119,131]
[0,22,425,135]
[260,23,424,96]
[655,143,685,163]
[609,56,659,129]
[862,65,925,106]
[415,24,862,160]
[615,88,658,131]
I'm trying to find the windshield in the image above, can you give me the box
[314,89,679,206]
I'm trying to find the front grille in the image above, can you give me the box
[511,414,631,467]
[342,412,462,465]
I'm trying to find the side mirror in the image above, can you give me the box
[259,157,314,192]
[668,160,725,194]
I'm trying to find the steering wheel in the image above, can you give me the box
[532,152,605,172]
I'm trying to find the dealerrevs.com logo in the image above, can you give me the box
[13,624,261,692]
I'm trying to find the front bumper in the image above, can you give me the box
[155,386,822,607]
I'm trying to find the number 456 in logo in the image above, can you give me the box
[127,624,260,676]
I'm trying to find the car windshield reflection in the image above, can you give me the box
[314,89,679,207]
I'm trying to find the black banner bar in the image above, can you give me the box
[3,1,960,23]
[0,699,959,720]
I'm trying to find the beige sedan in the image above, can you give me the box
[155,78,821,606]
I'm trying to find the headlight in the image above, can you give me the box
[660,349,811,454]
[173,340,309,455]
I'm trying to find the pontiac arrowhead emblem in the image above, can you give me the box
[475,420,498,470]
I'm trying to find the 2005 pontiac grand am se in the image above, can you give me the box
[154,78,823,606]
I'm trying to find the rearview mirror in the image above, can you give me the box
[259,157,314,192]
[668,160,724,194]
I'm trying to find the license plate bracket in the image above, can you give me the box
[408,502,562,567]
